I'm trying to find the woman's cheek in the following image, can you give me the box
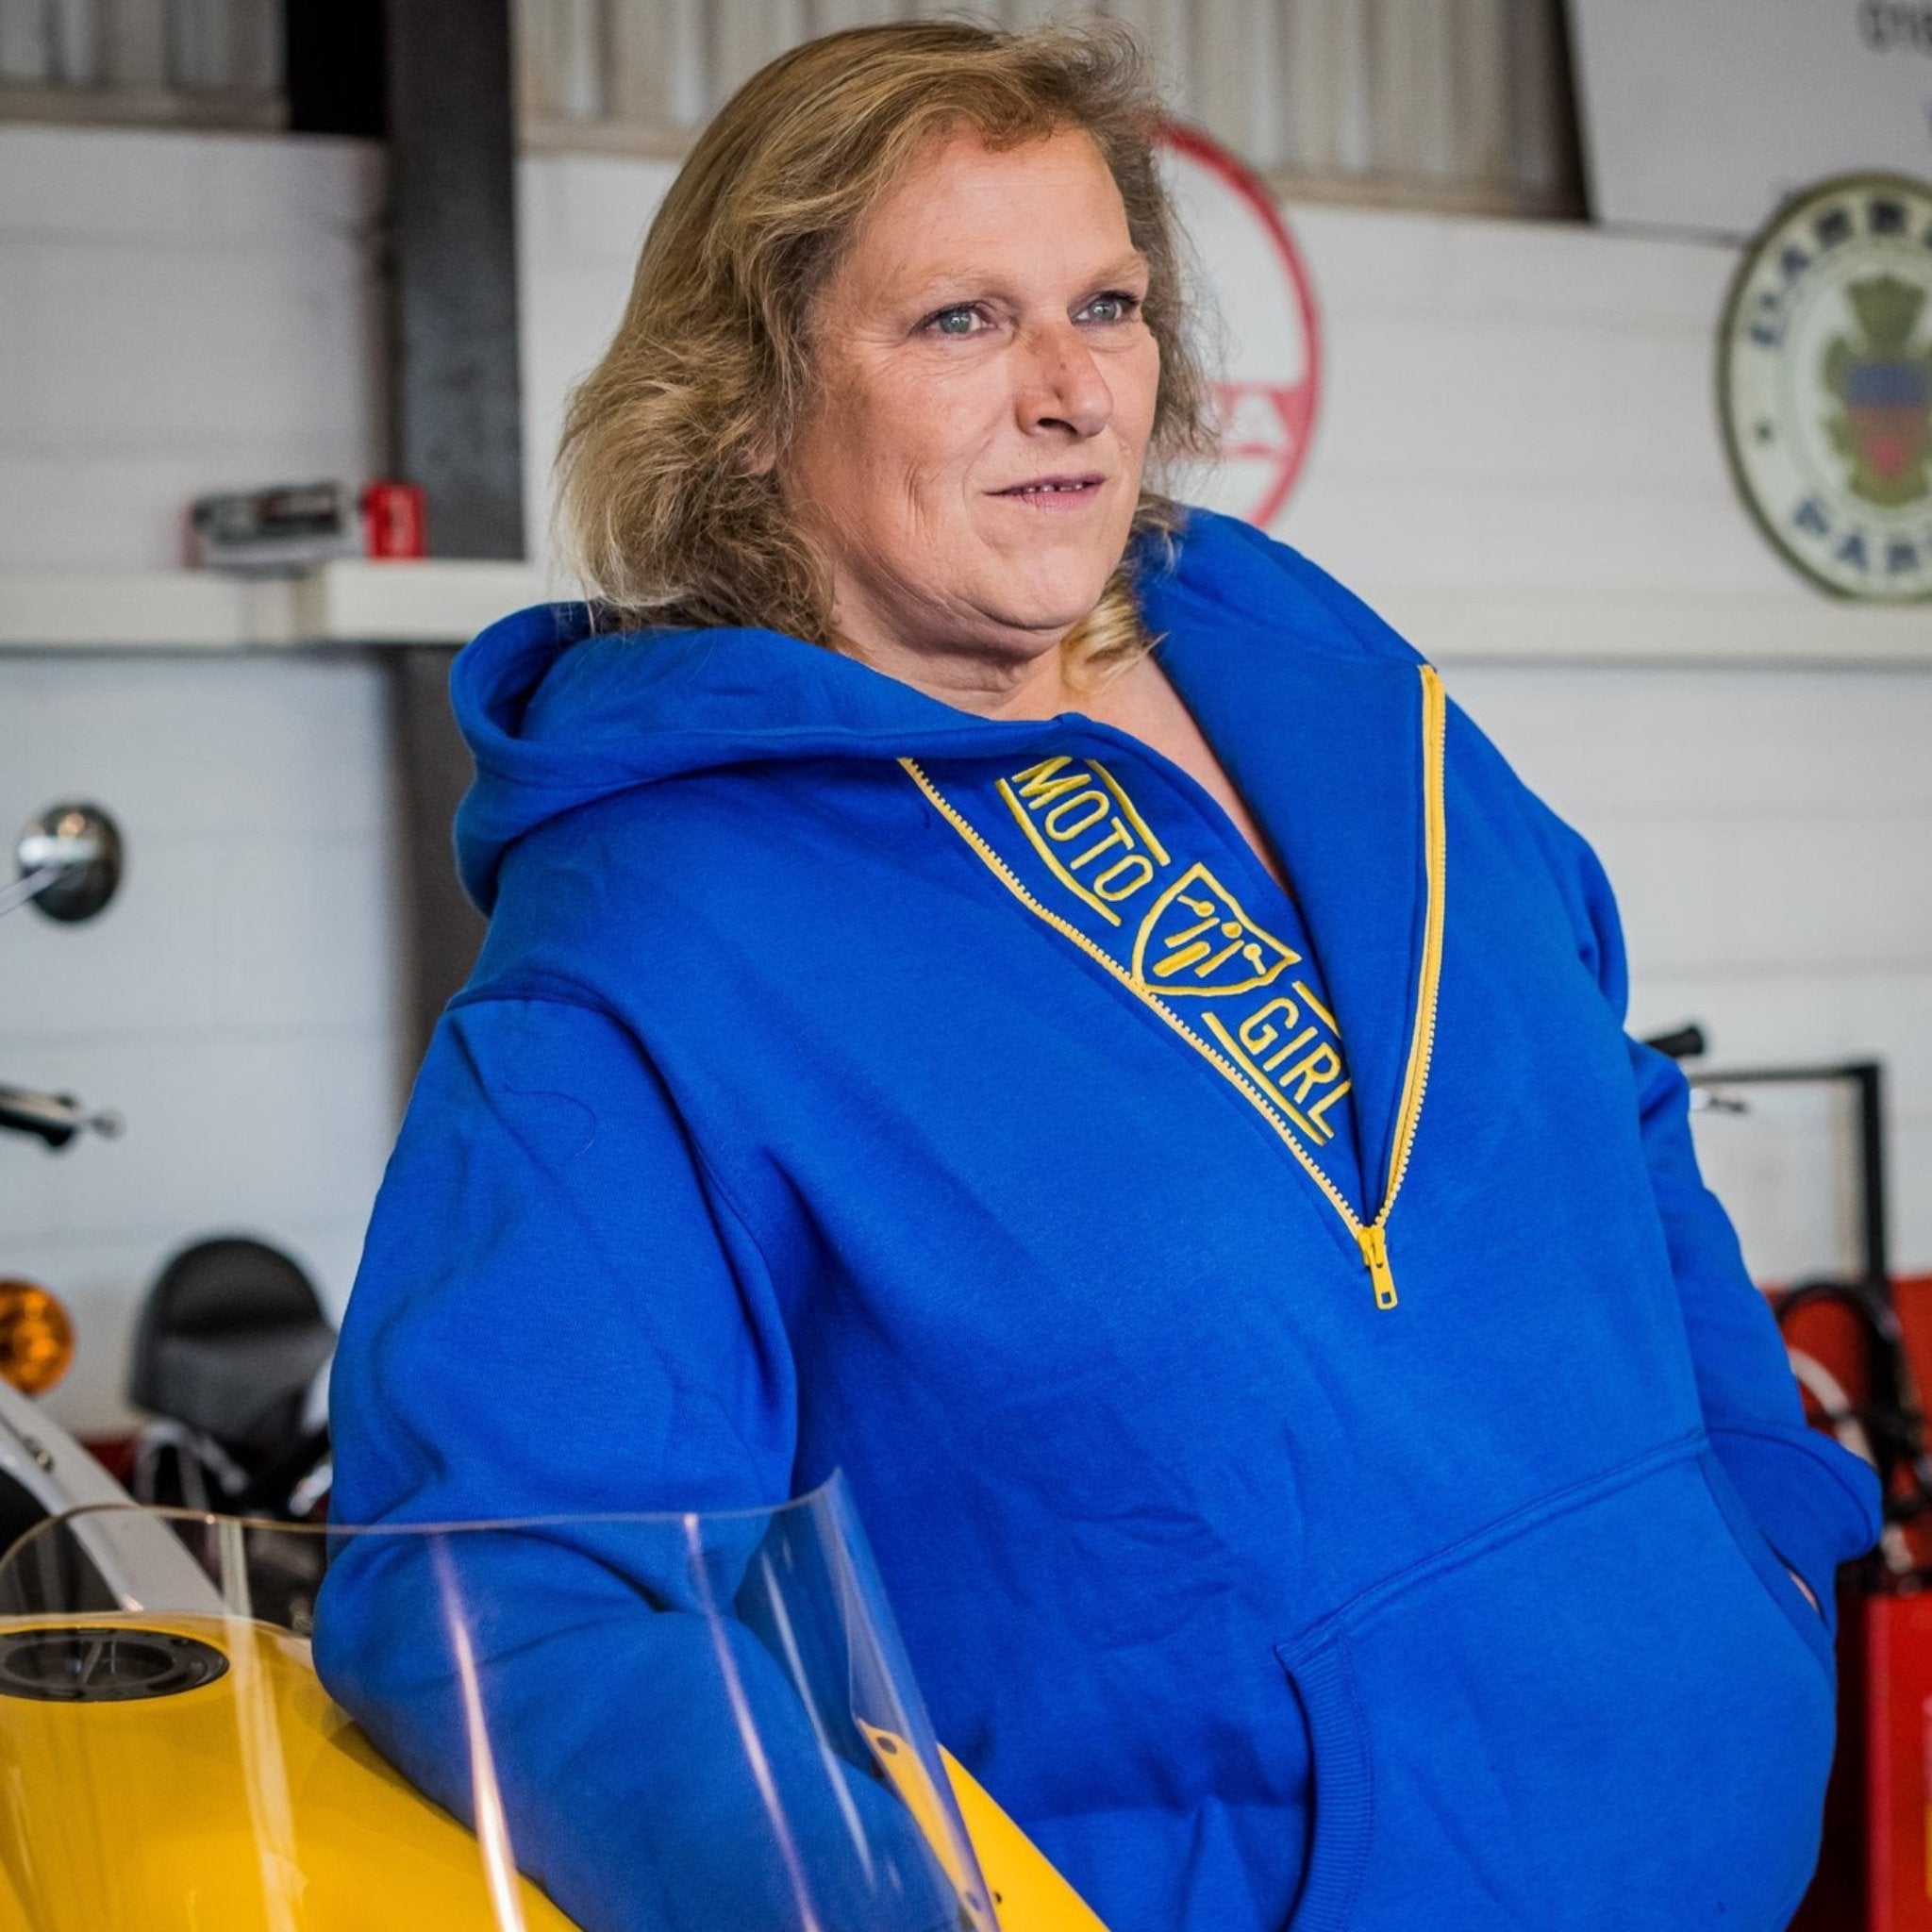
[1121,338,1162,444]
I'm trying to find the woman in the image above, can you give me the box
[317,20,1879,1932]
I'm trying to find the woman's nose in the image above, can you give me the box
[1015,324,1112,439]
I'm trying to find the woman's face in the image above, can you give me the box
[777,125,1161,691]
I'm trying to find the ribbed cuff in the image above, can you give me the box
[1708,1422,1883,1639]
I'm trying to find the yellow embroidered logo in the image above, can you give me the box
[1129,863,1298,998]
[907,750,1358,1168]
[1199,983,1353,1146]
[997,755,1171,926]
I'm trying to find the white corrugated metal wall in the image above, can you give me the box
[0,0,1578,215]
[514,0,1577,215]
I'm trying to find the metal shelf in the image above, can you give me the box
[0,560,549,652]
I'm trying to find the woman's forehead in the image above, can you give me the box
[841,126,1141,296]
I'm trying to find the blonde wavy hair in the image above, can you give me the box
[554,17,1216,683]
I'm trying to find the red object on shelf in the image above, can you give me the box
[361,480,426,559]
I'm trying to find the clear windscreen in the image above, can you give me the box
[0,1475,1015,1932]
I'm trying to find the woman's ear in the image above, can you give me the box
[743,407,786,477]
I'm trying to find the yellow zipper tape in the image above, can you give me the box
[1375,664,1448,1229]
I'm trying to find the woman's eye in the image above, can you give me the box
[1081,291,1142,325]
[925,306,987,338]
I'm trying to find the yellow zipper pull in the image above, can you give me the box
[1357,1224,1399,1310]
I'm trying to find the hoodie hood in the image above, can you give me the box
[451,506,1411,912]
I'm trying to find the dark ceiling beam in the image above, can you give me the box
[383,0,525,560]
[375,0,525,1069]
[283,0,387,139]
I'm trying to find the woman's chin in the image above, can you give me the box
[972,600,1111,658]
[965,561,1119,639]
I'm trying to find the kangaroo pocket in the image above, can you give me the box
[1276,1440,1838,1932]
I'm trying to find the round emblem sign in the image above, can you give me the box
[1720,173,1932,602]
[1155,122,1321,529]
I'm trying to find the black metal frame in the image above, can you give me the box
[1689,1059,1890,1291]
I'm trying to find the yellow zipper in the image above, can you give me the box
[1357,1223,1397,1311]
[1360,662,1450,1308]
[901,660,1448,1313]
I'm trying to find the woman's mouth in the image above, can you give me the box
[993,474,1107,506]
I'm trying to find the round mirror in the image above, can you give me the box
[14,803,122,923]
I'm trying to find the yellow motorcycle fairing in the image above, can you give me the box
[0,1610,1106,1932]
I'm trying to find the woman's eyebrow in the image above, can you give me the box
[899,250,1151,306]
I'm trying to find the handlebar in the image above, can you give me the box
[0,1084,122,1150]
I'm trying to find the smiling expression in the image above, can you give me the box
[776,125,1162,690]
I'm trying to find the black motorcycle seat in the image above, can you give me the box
[142,1325,336,1449]
[128,1237,335,1452]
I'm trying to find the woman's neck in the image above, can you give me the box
[842,628,1087,722]
[853,625,1291,891]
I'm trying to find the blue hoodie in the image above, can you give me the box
[319,508,1881,1932]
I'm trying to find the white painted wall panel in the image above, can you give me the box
[1565,0,1932,238]
[0,651,391,838]
[1277,204,1793,593]
[0,126,386,572]
[1444,668,1932,817]
[12,1032,396,1255]
[513,151,676,567]
[0,654,400,1433]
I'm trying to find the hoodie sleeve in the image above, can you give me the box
[314,993,957,1932]
[1515,794,1883,1629]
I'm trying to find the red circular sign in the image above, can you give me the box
[1156,122,1322,529]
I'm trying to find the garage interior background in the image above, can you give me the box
[1,0,1929,1434]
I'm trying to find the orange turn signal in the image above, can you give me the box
[0,1279,75,1396]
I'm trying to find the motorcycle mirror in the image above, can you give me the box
[10,803,122,924]
[0,1280,75,1396]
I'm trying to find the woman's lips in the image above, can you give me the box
[992,475,1107,507]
